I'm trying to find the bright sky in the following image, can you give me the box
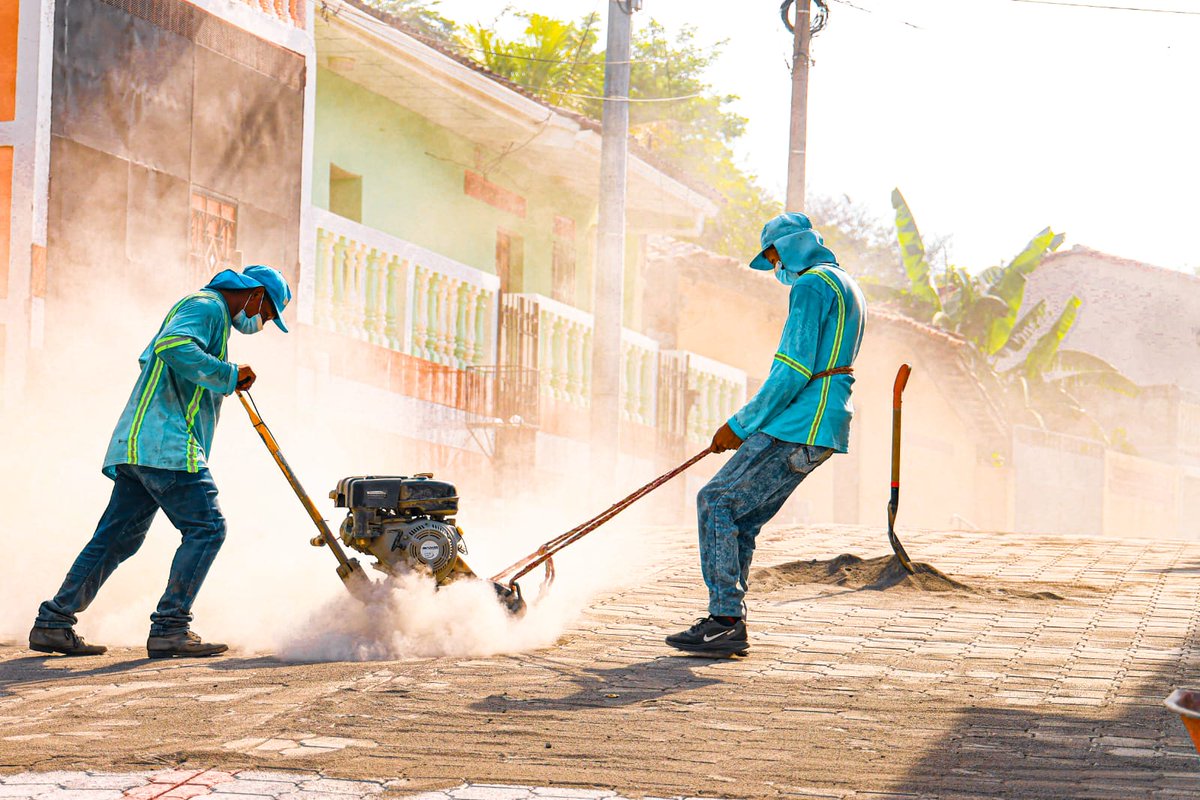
[436,0,1200,273]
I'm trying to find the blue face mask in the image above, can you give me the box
[233,309,264,335]
[774,265,802,286]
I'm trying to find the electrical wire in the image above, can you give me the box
[1010,0,1200,14]
[829,0,923,29]
[780,0,831,35]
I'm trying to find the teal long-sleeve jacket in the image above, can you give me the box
[103,289,238,478]
[727,264,866,453]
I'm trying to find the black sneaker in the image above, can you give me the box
[146,631,228,659]
[28,626,108,656]
[665,616,749,657]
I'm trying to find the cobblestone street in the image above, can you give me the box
[2,525,1198,798]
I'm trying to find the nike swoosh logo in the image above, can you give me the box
[703,630,733,642]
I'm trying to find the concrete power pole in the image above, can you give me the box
[786,0,812,213]
[590,0,637,482]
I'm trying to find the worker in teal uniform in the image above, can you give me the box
[30,266,292,658]
[667,213,866,657]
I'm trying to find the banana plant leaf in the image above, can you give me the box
[1053,349,1126,375]
[999,299,1048,356]
[959,294,1010,348]
[1054,369,1141,398]
[891,188,941,312]
[982,227,1064,355]
[1024,295,1081,379]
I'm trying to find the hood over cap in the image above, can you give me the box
[205,265,292,332]
[749,212,838,276]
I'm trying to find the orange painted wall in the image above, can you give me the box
[0,0,17,121]
[0,146,11,298]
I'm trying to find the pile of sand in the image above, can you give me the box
[751,553,1073,600]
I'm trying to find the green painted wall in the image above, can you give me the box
[314,67,604,309]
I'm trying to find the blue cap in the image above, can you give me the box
[205,265,292,332]
[749,212,838,276]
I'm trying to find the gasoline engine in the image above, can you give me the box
[323,475,525,614]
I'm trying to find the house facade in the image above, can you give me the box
[4,0,1195,540]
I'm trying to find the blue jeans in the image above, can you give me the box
[36,464,227,637]
[698,433,833,617]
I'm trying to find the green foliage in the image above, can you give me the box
[806,193,904,287]
[890,189,940,311]
[885,189,1138,440]
[464,14,604,108]
[458,11,778,259]
[367,0,457,41]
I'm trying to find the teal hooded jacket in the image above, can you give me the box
[102,290,238,478]
[730,214,867,452]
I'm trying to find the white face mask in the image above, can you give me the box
[774,264,802,286]
[232,293,269,334]
[232,309,264,334]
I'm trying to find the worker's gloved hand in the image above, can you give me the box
[710,422,743,454]
[236,364,257,391]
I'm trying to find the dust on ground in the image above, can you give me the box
[750,553,1102,600]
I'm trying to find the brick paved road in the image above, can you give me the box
[1,525,1198,798]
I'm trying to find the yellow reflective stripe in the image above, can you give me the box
[808,269,846,443]
[127,361,164,464]
[154,339,191,355]
[773,352,812,378]
[128,295,196,464]
[185,388,203,472]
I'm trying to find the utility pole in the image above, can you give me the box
[786,0,812,213]
[590,0,637,483]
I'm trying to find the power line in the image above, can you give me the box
[828,0,923,29]
[1010,0,1200,15]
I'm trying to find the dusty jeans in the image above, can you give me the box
[36,464,227,637]
[698,433,833,617]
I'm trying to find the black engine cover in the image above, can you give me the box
[332,475,459,516]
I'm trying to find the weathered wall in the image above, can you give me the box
[1012,426,1105,536]
[1023,246,1200,396]
[850,317,1012,534]
[1103,451,1179,540]
[45,0,305,316]
[644,238,784,384]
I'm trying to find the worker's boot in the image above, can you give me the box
[146,630,228,659]
[665,615,749,658]
[28,626,108,656]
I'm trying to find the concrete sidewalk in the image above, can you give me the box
[1,525,1197,798]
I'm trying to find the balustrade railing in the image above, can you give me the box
[676,352,748,444]
[509,293,659,425]
[313,208,500,371]
[310,216,746,439]
[238,0,305,28]
[621,330,659,426]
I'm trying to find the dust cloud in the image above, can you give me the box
[0,283,657,661]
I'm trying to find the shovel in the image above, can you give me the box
[888,364,916,574]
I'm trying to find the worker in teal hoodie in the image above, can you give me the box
[30,266,292,659]
[666,213,866,657]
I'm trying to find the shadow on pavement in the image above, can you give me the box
[470,654,727,712]
[884,623,1200,797]
[0,651,286,697]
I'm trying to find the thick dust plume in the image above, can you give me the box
[0,281,664,660]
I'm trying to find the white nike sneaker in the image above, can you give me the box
[665,615,749,657]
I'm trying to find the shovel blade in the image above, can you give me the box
[887,526,916,574]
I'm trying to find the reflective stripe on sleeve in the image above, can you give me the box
[773,352,812,378]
